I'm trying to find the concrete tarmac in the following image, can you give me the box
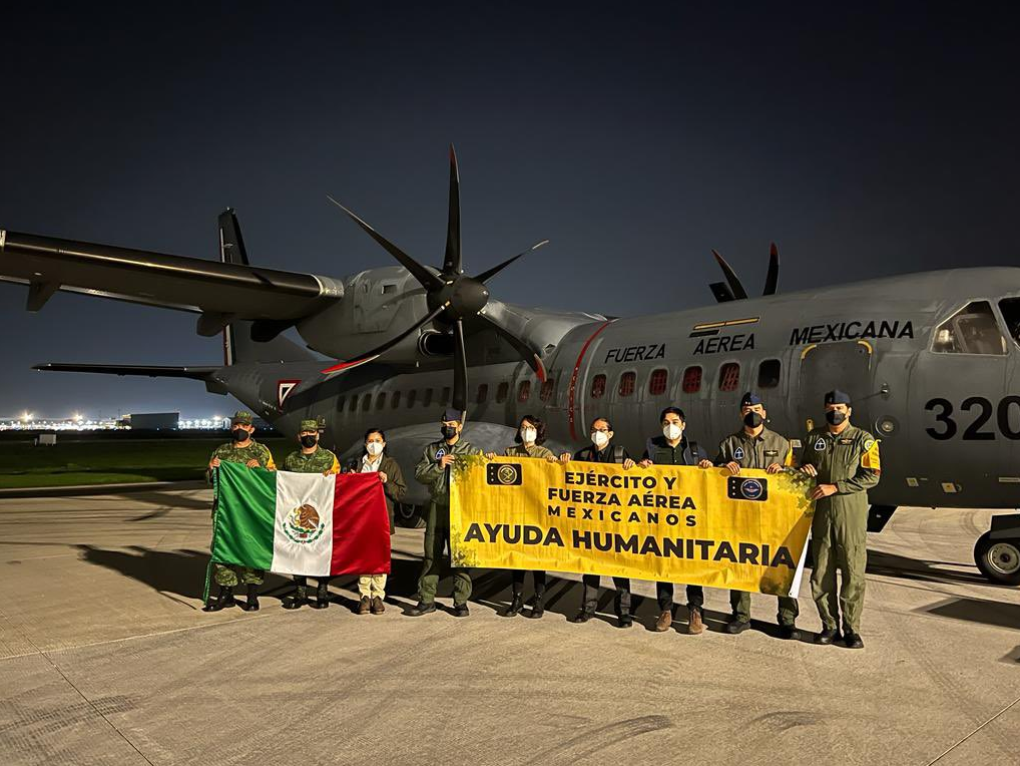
[0,490,1018,765]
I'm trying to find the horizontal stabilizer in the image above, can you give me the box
[32,363,219,380]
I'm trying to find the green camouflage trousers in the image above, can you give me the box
[213,563,264,587]
[730,590,800,627]
[417,501,472,605]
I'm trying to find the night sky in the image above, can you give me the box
[2,3,1019,418]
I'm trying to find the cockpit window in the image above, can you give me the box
[998,298,1020,347]
[931,301,1006,355]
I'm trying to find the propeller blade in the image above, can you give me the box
[763,242,780,296]
[476,240,550,284]
[711,249,748,300]
[475,312,547,382]
[327,195,443,292]
[452,318,468,417]
[320,303,448,374]
[442,145,462,276]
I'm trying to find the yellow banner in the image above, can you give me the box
[450,455,815,595]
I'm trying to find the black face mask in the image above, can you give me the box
[825,410,847,426]
[441,426,458,440]
[231,428,249,442]
[300,435,318,448]
[743,412,764,428]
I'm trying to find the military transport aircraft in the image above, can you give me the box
[2,147,1019,585]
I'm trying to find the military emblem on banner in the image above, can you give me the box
[283,503,327,544]
[727,476,768,502]
[487,462,523,486]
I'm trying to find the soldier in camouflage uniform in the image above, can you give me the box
[281,419,340,610]
[485,414,558,618]
[798,390,881,649]
[203,410,276,613]
[714,393,800,639]
[408,408,480,618]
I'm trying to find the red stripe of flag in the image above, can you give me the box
[329,473,391,576]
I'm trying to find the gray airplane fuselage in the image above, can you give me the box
[218,266,1020,512]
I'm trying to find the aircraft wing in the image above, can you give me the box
[0,228,344,332]
[32,363,220,380]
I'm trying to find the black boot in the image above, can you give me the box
[203,586,235,612]
[528,593,545,619]
[312,581,330,609]
[242,584,260,612]
[571,608,595,624]
[282,589,307,610]
[503,593,524,617]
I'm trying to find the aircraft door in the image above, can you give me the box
[795,341,874,437]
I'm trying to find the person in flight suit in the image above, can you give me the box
[203,410,276,613]
[486,414,559,619]
[638,406,712,634]
[281,419,340,611]
[561,416,637,628]
[408,409,481,618]
[714,393,800,639]
[798,390,881,649]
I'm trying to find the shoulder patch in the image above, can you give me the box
[813,437,826,451]
[734,447,744,460]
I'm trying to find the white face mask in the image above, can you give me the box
[520,427,537,444]
[366,442,384,456]
[663,423,683,441]
[591,431,610,448]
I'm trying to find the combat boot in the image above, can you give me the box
[312,581,330,609]
[282,590,307,610]
[527,594,545,619]
[815,626,840,645]
[503,593,524,617]
[617,612,633,629]
[203,586,235,612]
[570,608,595,624]
[242,584,260,612]
[408,601,437,617]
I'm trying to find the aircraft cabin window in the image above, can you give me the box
[932,301,1006,355]
[518,381,531,402]
[719,362,740,392]
[758,359,781,389]
[540,379,555,402]
[423,388,434,407]
[998,298,1020,347]
[682,366,702,394]
[496,382,509,403]
[348,396,358,413]
[648,368,668,396]
[361,394,372,412]
[391,391,402,409]
[407,389,417,408]
[591,374,607,399]
[337,396,346,412]
[440,387,451,406]
[376,393,386,410]
[618,372,636,397]
[477,384,488,404]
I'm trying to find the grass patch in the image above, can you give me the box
[0,438,292,489]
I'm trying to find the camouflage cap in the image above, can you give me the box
[231,410,254,425]
[299,419,323,432]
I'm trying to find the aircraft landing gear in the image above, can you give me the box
[974,514,1020,586]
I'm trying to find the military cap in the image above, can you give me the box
[231,410,254,425]
[740,392,764,407]
[824,389,852,406]
[298,419,323,432]
[441,407,463,423]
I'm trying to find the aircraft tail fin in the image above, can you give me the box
[218,209,316,366]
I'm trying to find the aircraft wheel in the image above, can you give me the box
[395,503,426,529]
[974,532,1020,586]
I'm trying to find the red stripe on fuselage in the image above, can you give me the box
[567,320,614,441]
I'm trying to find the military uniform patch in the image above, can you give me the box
[814,438,826,451]
[734,447,744,460]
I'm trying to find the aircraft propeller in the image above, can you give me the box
[708,242,781,302]
[323,145,549,419]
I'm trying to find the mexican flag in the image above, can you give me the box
[211,462,391,577]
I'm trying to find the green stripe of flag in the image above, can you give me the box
[212,461,277,570]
